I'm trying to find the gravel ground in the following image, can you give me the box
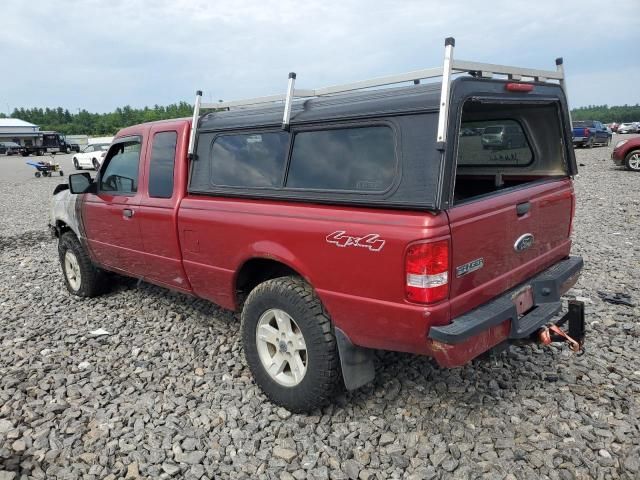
[1,140,639,480]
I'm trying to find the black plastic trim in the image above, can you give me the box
[429,256,583,344]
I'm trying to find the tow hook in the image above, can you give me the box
[537,324,584,355]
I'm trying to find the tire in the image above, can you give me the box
[241,276,341,412]
[66,147,71,154]
[59,171,64,176]
[606,137,611,147]
[625,150,640,172]
[587,137,595,148]
[36,150,43,156]
[34,172,41,178]
[92,158,99,170]
[58,232,105,297]
[73,158,80,170]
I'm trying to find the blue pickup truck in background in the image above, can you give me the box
[572,120,611,148]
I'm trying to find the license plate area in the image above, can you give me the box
[512,285,534,317]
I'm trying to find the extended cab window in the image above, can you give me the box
[100,140,141,194]
[148,131,177,198]
[206,132,288,188]
[286,126,395,191]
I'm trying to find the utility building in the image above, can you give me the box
[0,118,40,145]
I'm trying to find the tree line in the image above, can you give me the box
[571,104,640,123]
[1,102,639,135]
[0,103,194,135]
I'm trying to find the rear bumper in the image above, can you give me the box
[428,256,584,365]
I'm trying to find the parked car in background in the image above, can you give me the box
[612,136,640,171]
[481,124,527,149]
[617,123,637,134]
[0,141,22,155]
[72,143,110,170]
[572,120,610,147]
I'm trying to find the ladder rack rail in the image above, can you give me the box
[188,37,567,157]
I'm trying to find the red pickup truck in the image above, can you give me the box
[50,40,585,411]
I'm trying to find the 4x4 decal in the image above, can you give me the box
[326,231,386,252]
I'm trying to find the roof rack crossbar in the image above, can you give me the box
[190,37,567,156]
[451,59,563,81]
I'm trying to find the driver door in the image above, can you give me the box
[82,135,147,276]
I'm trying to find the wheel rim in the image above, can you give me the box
[629,153,640,170]
[255,308,308,387]
[64,250,82,291]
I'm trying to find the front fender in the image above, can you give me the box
[50,189,82,239]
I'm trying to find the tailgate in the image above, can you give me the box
[446,178,574,318]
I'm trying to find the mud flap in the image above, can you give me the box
[335,327,375,391]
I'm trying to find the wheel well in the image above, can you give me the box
[55,220,72,238]
[235,258,300,305]
[625,149,640,159]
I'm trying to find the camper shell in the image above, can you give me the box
[191,77,577,210]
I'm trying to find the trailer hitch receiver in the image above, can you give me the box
[536,300,585,355]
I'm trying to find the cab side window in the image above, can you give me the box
[100,140,141,194]
[148,131,177,198]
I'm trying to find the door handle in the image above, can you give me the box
[123,208,134,218]
[516,202,530,216]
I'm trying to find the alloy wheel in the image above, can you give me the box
[255,308,308,387]
[64,250,82,291]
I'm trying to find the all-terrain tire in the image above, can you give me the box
[58,231,105,297]
[241,276,341,412]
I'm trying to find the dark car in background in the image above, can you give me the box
[572,120,610,147]
[612,136,640,171]
[0,142,22,155]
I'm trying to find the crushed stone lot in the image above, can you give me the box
[1,142,639,480]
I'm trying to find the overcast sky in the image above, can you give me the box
[2,0,639,114]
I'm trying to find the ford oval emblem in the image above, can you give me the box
[514,233,534,252]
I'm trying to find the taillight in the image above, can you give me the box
[583,128,589,136]
[405,239,450,304]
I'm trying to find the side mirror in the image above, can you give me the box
[68,172,94,194]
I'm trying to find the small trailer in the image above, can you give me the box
[26,160,64,177]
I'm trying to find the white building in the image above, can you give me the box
[0,118,40,145]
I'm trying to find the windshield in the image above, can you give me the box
[483,126,503,134]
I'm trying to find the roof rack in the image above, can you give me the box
[188,37,568,158]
